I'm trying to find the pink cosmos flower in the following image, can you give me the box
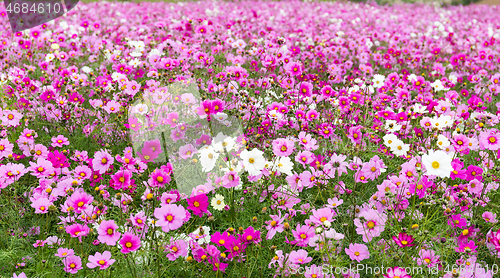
[165,238,188,261]
[110,169,133,190]
[289,249,312,265]
[309,208,334,226]
[241,226,261,244]
[479,129,500,151]
[67,190,94,214]
[482,211,497,223]
[63,255,83,274]
[292,224,315,247]
[28,157,54,178]
[87,251,116,270]
[222,171,240,188]
[55,248,74,258]
[272,138,295,157]
[384,267,411,278]
[295,151,315,167]
[30,197,52,214]
[179,144,197,159]
[119,232,141,254]
[166,112,179,128]
[416,249,439,267]
[66,223,90,242]
[97,220,121,246]
[0,138,14,159]
[12,272,27,278]
[92,149,114,174]
[1,110,23,127]
[33,239,46,248]
[285,61,302,77]
[0,163,27,188]
[148,168,171,188]
[125,117,142,131]
[187,194,209,217]
[104,100,121,114]
[154,204,187,233]
[345,243,370,262]
[51,135,69,148]
[353,209,387,242]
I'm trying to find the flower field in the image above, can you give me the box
[1,0,500,277]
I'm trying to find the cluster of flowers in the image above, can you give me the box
[1,0,500,277]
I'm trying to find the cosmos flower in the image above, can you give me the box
[345,243,370,262]
[92,149,114,174]
[421,150,453,178]
[240,148,266,176]
[87,251,116,270]
[97,220,122,246]
[119,232,141,254]
[63,255,83,274]
[154,204,187,233]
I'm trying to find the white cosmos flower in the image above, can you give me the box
[45,53,55,62]
[385,120,402,132]
[199,146,219,172]
[421,150,453,178]
[412,103,428,114]
[372,74,385,88]
[431,80,444,91]
[240,148,266,176]
[390,140,410,157]
[383,134,399,148]
[133,104,148,115]
[272,156,294,176]
[214,112,228,122]
[436,134,450,149]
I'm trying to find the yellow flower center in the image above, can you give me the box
[431,161,440,169]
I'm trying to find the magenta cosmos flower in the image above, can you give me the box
[154,204,187,233]
[97,220,122,246]
[345,243,370,262]
[119,232,141,254]
[392,232,415,248]
[92,149,114,174]
[87,251,116,270]
[63,255,83,274]
[187,194,209,217]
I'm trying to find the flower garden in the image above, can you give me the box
[1,0,500,277]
